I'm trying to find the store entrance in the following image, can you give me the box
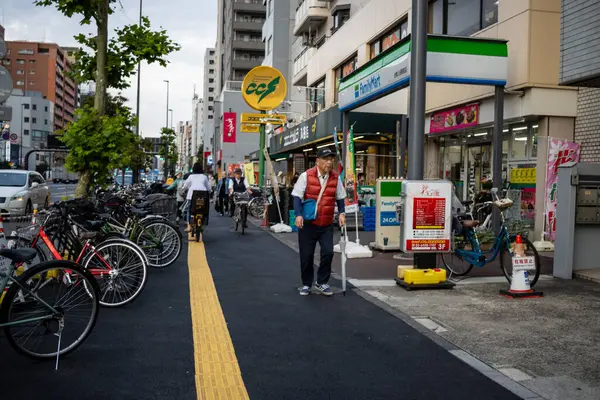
[466,143,492,202]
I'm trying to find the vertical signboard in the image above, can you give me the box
[344,126,359,213]
[374,178,402,249]
[544,138,581,240]
[223,112,237,143]
[400,180,452,253]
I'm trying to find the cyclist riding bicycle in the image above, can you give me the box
[228,168,253,227]
[183,163,212,234]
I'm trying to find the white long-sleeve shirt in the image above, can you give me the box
[183,173,211,200]
[291,168,346,201]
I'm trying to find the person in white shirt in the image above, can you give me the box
[182,163,212,233]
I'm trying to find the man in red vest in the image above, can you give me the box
[292,147,347,296]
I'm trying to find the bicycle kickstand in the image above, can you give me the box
[54,319,64,371]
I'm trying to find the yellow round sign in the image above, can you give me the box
[241,66,287,111]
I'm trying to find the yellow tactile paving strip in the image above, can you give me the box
[188,240,250,400]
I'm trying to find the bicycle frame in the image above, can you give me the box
[454,224,512,267]
[0,264,60,328]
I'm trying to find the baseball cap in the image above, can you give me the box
[317,147,336,159]
[234,168,243,174]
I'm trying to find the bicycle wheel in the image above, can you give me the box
[248,197,265,219]
[241,207,247,235]
[82,240,148,307]
[0,260,100,359]
[441,235,475,276]
[500,236,541,287]
[135,221,182,268]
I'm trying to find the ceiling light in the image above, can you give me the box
[303,148,313,152]
[532,125,539,129]
[512,126,528,132]
[353,136,364,140]
[275,157,286,161]
[473,132,487,137]
[514,137,528,141]
[317,142,334,148]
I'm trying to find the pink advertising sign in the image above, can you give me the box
[544,138,580,240]
[429,103,479,134]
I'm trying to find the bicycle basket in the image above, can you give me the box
[148,197,177,217]
[493,198,514,210]
[234,193,251,204]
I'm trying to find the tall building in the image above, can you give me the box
[191,92,203,163]
[3,42,77,131]
[215,0,266,94]
[177,120,193,172]
[202,48,217,165]
[61,46,82,108]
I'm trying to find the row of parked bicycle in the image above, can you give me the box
[0,184,181,367]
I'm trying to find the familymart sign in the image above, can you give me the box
[338,35,508,111]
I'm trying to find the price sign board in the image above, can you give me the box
[400,180,452,253]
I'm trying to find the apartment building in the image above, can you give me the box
[273,0,575,239]
[5,89,54,167]
[560,0,600,163]
[202,48,217,165]
[62,46,82,108]
[3,42,77,131]
[176,120,193,172]
[215,0,266,93]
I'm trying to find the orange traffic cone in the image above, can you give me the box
[500,235,543,299]
[261,207,269,227]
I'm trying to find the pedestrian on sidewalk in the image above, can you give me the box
[167,171,185,223]
[292,147,346,296]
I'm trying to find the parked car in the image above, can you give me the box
[0,170,51,215]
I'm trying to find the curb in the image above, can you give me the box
[249,217,545,400]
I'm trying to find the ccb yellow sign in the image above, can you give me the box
[510,168,536,184]
[242,66,287,111]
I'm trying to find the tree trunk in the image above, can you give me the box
[94,0,109,116]
[75,170,92,199]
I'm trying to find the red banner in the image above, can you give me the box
[223,112,237,143]
[204,151,211,158]
[429,103,479,134]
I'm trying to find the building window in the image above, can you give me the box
[310,78,326,113]
[430,0,499,36]
[23,104,30,110]
[30,81,36,86]
[370,19,408,59]
[29,69,35,74]
[209,87,214,92]
[209,78,214,83]
[208,106,214,111]
[16,69,24,75]
[209,69,214,74]
[2,59,9,65]
[45,119,48,125]
[208,96,214,101]
[334,55,358,102]
[24,129,30,135]
[44,106,48,112]
[32,117,37,123]
[332,8,351,32]
[39,48,49,54]
[32,104,37,110]
[18,49,34,55]
[16,59,25,64]
[209,50,214,55]
[209,60,214,65]
[29,59,36,64]
[24,117,30,123]
[208,115,214,119]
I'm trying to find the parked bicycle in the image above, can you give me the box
[442,188,542,286]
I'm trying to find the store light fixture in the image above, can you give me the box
[356,150,365,154]
[275,157,286,162]
[353,136,364,140]
[503,129,509,133]
[513,126,528,132]
[474,132,487,137]
[514,137,528,141]
[317,142,334,149]
[533,125,539,129]
[303,148,313,152]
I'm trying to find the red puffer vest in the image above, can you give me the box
[305,166,338,226]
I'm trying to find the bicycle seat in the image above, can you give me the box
[461,200,473,206]
[0,248,37,263]
[85,220,105,230]
[462,220,480,228]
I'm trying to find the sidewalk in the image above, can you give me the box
[207,214,534,399]
[252,219,600,400]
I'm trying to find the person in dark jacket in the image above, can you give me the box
[291,148,346,297]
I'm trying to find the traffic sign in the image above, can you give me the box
[9,132,17,144]
[0,66,13,103]
[241,66,287,111]
[241,113,287,125]
[240,124,260,133]
[2,130,9,141]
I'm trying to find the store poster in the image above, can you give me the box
[243,163,255,185]
[429,103,479,134]
[544,138,580,240]
[401,181,452,253]
[227,163,240,175]
[223,112,237,143]
[520,188,536,221]
[344,126,359,213]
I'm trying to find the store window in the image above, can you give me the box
[332,8,350,32]
[511,125,529,160]
[448,0,481,36]
[309,78,326,113]
[334,55,358,102]
[428,0,444,34]
[370,18,408,59]
[428,0,498,36]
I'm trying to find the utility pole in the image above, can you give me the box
[133,0,143,184]
[163,79,170,179]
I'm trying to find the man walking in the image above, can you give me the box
[292,148,346,296]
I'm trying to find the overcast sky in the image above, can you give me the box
[2,0,216,137]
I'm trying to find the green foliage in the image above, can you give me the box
[34,0,116,25]
[71,16,180,90]
[159,127,178,176]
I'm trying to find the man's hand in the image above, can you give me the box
[295,215,304,229]
[338,213,346,227]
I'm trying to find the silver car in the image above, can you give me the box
[0,170,50,215]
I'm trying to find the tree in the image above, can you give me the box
[35,0,180,197]
[159,128,178,179]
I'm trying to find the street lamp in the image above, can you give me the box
[164,80,170,129]
[20,103,26,169]
[169,108,173,129]
[135,0,143,137]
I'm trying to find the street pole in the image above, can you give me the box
[169,108,173,129]
[258,110,266,186]
[492,86,505,234]
[20,103,25,169]
[400,115,408,178]
[395,120,401,177]
[164,80,170,129]
[164,79,170,179]
[408,0,432,269]
[133,0,143,184]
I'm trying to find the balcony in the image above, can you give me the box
[232,0,265,13]
[224,81,243,92]
[233,20,264,32]
[232,39,264,51]
[294,0,329,36]
[232,57,263,70]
